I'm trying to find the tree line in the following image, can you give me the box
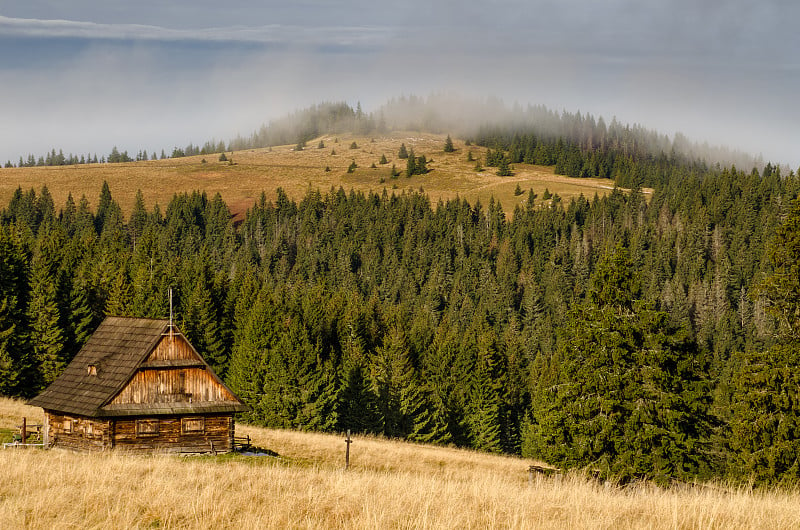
[2,146,800,484]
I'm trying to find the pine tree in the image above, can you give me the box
[371,325,420,437]
[27,256,66,390]
[0,296,20,395]
[444,135,455,153]
[0,226,32,396]
[415,155,428,175]
[379,154,388,164]
[297,359,340,431]
[726,198,800,484]
[727,344,800,484]
[65,282,94,362]
[104,270,133,317]
[129,190,148,247]
[337,362,382,434]
[525,247,713,484]
[406,149,417,177]
[183,272,227,376]
[226,287,279,422]
[497,157,513,176]
[398,143,408,159]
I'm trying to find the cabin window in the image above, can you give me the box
[181,417,204,434]
[63,419,72,433]
[137,419,160,437]
[85,422,94,436]
[87,364,97,376]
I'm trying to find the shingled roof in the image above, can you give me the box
[28,316,246,417]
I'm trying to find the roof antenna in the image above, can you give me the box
[169,287,175,355]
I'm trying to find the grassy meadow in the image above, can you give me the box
[0,133,633,218]
[2,397,799,529]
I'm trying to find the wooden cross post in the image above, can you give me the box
[21,417,27,444]
[345,429,352,470]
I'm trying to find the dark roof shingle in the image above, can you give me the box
[29,317,172,416]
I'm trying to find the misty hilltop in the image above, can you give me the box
[2,3,798,167]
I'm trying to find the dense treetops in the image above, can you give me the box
[2,108,800,485]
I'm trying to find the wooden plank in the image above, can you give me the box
[146,335,201,362]
[45,412,112,451]
[111,414,233,453]
[110,367,237,405]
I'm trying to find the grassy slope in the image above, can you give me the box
[0,133,636,218]
[2,398,799,529]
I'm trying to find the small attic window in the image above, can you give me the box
[87,364,97,376]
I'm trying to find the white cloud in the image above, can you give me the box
[0,15,391,48]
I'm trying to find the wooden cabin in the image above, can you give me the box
[28,316,248,454]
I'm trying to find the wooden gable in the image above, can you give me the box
[109,334,238,406]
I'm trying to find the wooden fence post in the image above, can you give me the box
[345,429,352,470]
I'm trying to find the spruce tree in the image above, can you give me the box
[226,287,280,423]
[27,257,66,390]
[415,155,428,175]
[183,273,227,376]
[406,149,417,177]
[129,190,148,245]
[444,135,455,153]
[398,143,408,159]
[525,247,713,484]
[726,198,800,484]
[0,296,21,395]
[0,226,32,396]
[297,359,339,431]
[337,362,382,434]
[496,157,513,176]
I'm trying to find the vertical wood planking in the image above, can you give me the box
[146,335,200,362]
[111,368,237,404]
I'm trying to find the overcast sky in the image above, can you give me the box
[0,1,798,167]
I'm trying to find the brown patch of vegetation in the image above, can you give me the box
[0,134,646,217]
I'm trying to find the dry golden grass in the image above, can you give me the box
[0,133,642,218]
[2,397,800,529]
[0,396,40,430]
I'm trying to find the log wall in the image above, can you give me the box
[43,412,235,453]
[46,412,112,451]
[112,414,233,453]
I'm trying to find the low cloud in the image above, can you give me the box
[0,15,391,49]
[0,4,798,168]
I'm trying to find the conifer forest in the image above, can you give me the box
[2,108,800,486]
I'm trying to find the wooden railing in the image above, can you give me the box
[233,434,251,451]
[2,418,45,449]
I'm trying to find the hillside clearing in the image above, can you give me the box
[0,133,644,218]
[1,398,798,529]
